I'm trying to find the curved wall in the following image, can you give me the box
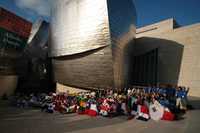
[53,46,114,89]
[107,0,136,87]
[50,0,136,89]
[49,0,111,57]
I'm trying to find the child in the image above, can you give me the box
[121,97,128,115]
[99,99,110,117]
[161,108,175,121]
[46,102,55,113]
[149,98,164,121]
[136,104,150,121]
[109,99,118,117]
[136,95,150,121]
[77,95,87,114]
[88,100,98,117]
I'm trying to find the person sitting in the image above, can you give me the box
[130,93,138,117]
[77,95,87,114]
[108,99,118,117]
[135,95,150,121]
[121,96,128,115]
[99,99,110,117]
[136,103,150,121]
[46,102,55,113]
[149,97,164,121]
[159,96,170,108]
[66,101,77,114]
[29,94,40,107]
[88,100,98,117]
[161,107,175,121]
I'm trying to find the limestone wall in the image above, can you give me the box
[0,75,18,97]
[136,22,200,97]
[136,19,174,38]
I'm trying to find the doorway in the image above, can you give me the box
[129,48,158,86]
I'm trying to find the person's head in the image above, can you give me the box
[182,86,186,91]
[150,95,155,102]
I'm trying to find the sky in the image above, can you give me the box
[0,0,200,28]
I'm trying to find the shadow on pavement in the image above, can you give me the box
[189,96,200,110]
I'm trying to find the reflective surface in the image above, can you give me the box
[25,20,49,59]
[50,0,136,88]
[50,0,111,57]
[107,0,136,87]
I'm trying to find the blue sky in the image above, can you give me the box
[0,0,200,28]
[134,0,200,27]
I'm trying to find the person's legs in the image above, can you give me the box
[176,98,181,109]
[180,99,187,111]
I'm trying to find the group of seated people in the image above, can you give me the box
[13,85,190,122]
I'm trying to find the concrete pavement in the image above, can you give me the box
[0,97,200,133]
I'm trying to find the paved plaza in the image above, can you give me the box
[0,97,200,133]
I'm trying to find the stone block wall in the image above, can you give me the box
[136,21,200,97]
[0,75,18,97]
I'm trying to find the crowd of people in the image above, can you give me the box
[12,85,191,122]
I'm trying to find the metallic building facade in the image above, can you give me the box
[16,20,53,93]
[25,20,49,59]
[50,0,111,56]
[50,0,136,89]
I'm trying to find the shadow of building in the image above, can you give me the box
[124,37,184,87]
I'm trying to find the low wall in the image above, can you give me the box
[0,75,18,97]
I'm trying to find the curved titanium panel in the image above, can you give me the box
[107,0,136,87]
[25,20,49,59]
[52,46,114,89]
[50,0,111,57]
[50,0,136,89]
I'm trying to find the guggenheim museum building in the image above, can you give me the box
[2,0,200,97]
[49,0,137,89]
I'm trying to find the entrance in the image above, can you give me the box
[129,48,158,86]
